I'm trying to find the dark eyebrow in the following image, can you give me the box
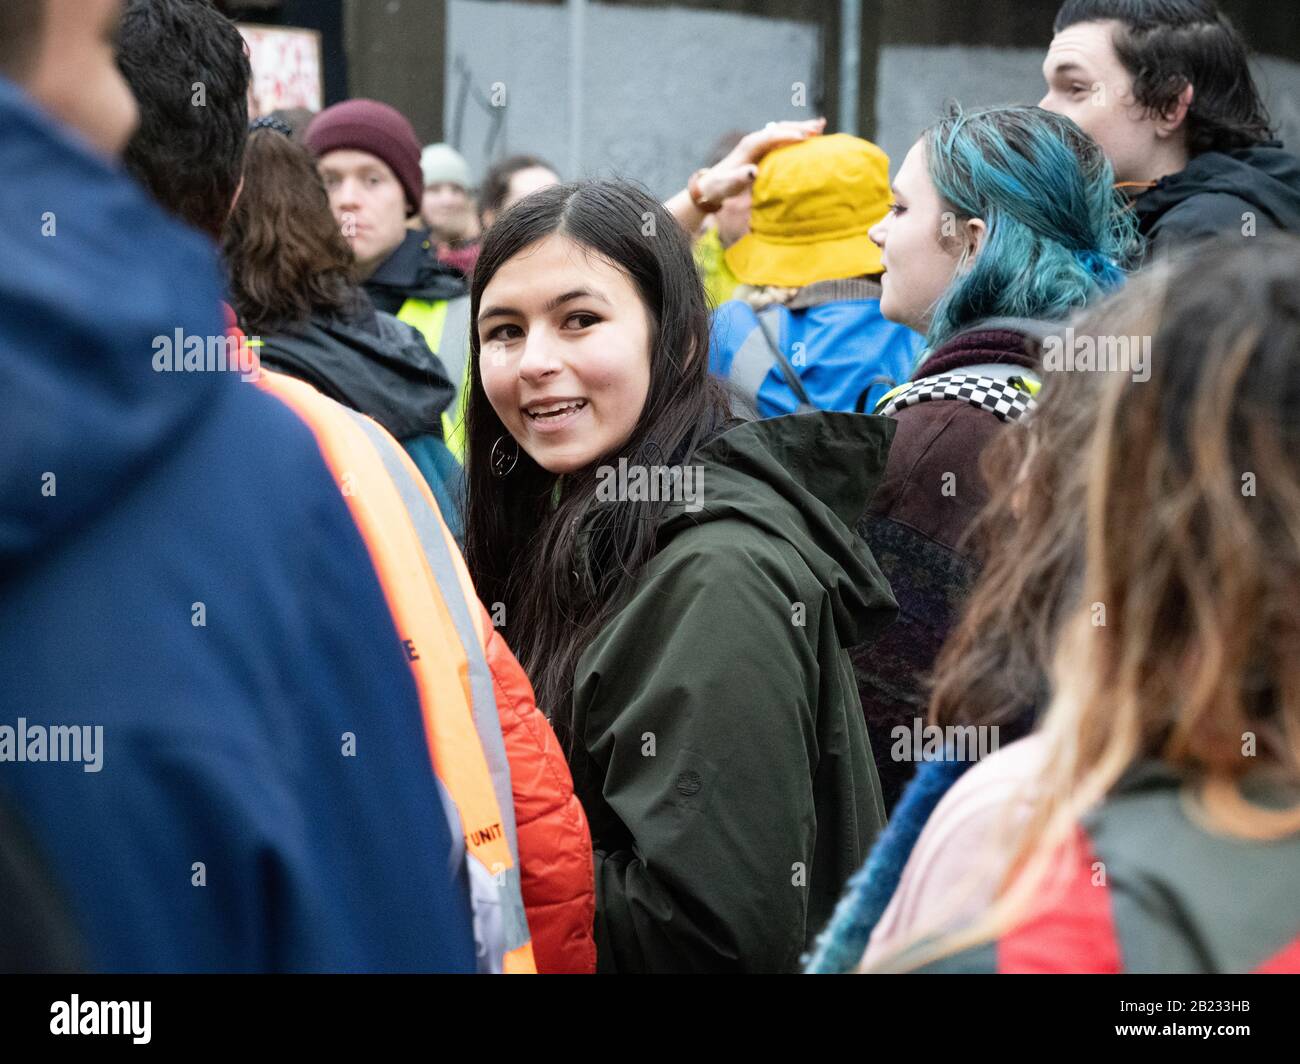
[544,288,610,312]
[478,288,610,326]
[1047,60,1087,79]
[478,303,520,325]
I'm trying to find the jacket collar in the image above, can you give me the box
[366,229,468,305]
[787,277,883,310]
[916,318,1054,380]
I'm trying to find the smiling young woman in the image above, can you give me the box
[463,178,899,972]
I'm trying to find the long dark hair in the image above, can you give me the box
[463,179,731,744]
[1054,0,1274,154]
[223,128,362,334]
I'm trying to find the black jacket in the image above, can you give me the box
[257,307,454,443]
[1135,142,1300,257]
[364,229,468,316]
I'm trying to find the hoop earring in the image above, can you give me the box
[490,435,520,478]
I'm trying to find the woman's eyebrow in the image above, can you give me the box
[480,288,610,325]
[477,304,519,324]
[544,288,610,312]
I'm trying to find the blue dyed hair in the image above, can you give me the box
[921,104,1140,349]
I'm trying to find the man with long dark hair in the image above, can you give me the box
[1040,0,1300,254]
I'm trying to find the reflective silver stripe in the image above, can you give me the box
[725,305,816,417]
[439,296,472,407]
[726,307,781,419]
[348,410,530,952]
[434,776,505,972]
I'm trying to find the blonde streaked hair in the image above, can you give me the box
[875,235,1300,970]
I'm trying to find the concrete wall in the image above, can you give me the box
[445,0,1300,193]
[446,0,819,197]
[876,46,1300,168]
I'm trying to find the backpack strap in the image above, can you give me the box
[876,365,1041,423]
[725,304,816,418]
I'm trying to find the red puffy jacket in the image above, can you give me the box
[482,607,597,974]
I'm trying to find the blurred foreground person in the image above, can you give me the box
[114,0,596,973]
[853,104,1136,811]
[225,123,465,540]
[464,179,897,972]
[1040,0,1300,257]
[877,236,1300,974]
[0,0,476,972]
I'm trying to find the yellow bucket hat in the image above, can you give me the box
[724,133,891,288]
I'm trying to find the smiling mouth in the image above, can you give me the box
[525,399,588,422]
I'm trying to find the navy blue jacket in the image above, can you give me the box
[0,77,476,973]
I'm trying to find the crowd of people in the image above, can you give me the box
[2,0,1299,975]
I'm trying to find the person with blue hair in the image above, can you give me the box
[841,104,1138,879]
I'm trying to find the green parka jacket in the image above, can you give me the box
[569,412,899,972]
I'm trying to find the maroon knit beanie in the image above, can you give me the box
[305,99,423,216]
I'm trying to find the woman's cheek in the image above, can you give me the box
[480,354,518,429]
[568,349,622,407]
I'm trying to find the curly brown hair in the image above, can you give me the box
[223,128,361,335]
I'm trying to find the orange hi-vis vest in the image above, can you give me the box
[257,367,537,974]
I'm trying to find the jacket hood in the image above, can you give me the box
[0,76,232,572]
[256,310,454,441]
[656,412,899,647]
[364,229,468,314]
[1135,143,1300,233]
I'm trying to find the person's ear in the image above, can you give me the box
[682,336,699,371]
[1156,82,1195,140]
[962,216,987,266]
